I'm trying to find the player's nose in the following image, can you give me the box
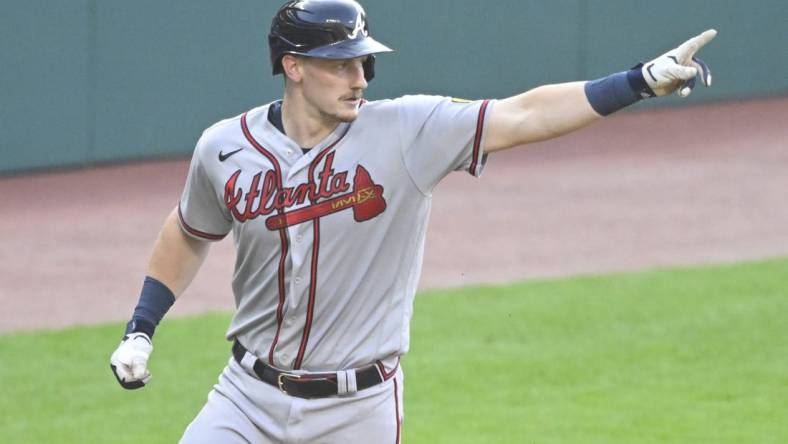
[351,60,368,90]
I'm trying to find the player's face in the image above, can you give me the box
[300,56,368,123]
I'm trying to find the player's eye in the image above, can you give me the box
[329,61,347,72]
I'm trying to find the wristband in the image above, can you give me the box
[583,64,656,116]
[125,276,176,338]
[626,63,656,99]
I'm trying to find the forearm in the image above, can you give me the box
[111,207,211,389]
[146,207,210,298]
[484,81,603,153]
[123,207,210,337]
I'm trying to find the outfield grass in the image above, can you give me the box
[1,258,786,443]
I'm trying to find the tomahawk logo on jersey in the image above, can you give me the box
[223,159,387,229]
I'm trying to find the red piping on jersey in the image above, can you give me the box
[292,124,352,370]
[240,112,290,366]
[177,204,227,240]
[468,99,491,175]
[376,357,400,381]
[292,219,321,370]
[394,377,402,444]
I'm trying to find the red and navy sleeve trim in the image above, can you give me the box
[468,99,491,176]
[177,204,228,241]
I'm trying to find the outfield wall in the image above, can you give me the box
[1,0,785,173]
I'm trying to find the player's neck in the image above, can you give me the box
[280,93,340,149]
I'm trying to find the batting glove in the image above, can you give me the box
[110,332,153,390]
[642,29,717,98]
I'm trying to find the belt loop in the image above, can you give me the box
[336,369,358,395]
[240,350,258,375]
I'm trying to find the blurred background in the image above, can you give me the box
[1,0,786,172]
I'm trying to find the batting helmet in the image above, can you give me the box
[269,0,393,81]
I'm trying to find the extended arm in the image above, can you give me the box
[110,207,210,389]
[484,29,716,153]
[485,81,600,152]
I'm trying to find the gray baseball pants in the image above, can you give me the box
[179,357,403,443]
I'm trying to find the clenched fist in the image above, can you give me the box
[110,332,153,390]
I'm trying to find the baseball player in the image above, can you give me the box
[109,0,717,442]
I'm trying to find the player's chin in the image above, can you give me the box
[335,100,361,122]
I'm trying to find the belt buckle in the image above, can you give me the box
[277,372,301,394]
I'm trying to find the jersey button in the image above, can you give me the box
[294,277,302,285]
[295,235,303,243]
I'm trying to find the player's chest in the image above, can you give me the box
[219,144,404,234]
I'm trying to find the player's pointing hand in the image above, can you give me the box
[675,29,717,63]
[642,29,717,97]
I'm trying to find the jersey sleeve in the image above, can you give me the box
[397,95,494,194]
[177,133,232,241]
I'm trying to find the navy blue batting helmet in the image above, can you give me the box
[268,0,393,81]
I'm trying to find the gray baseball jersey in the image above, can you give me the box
[178,95,493,373]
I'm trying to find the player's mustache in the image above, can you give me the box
[342,92,364,100]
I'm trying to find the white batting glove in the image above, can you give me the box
[642,29,717,97]
[110,332,153,390]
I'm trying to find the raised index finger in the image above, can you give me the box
[677,29,718,59]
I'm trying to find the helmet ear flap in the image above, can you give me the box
[269,33,286,75]
[363,55,376,82]
[272,56,284,76]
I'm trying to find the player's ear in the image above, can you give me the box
[281,54,303,83]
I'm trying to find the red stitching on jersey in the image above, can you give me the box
[394,377,401,444]
[240,112,290,366]
[292,125,351,370]
[177,204,227,240]
[468,99,490,175]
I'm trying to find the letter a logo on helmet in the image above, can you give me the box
[268,0,393,81]
[347,11,368,39]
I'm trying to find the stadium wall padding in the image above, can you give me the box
[2,0,785,173]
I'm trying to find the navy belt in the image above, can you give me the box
[232,340,386,399]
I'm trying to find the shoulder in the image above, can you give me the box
[359,95,452,109]
[357,98,394,114]
[374,95,451,110]
[394,95,461,119]
[394,94,449,106]
[201,104,269,141]
[357,95,451,122]
[195,103,271,155]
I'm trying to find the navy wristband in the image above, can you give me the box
[584,65,655,116]
[125,276,176,338]
[626,63,656,99]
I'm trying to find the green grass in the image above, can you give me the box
[1,258,787,443]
